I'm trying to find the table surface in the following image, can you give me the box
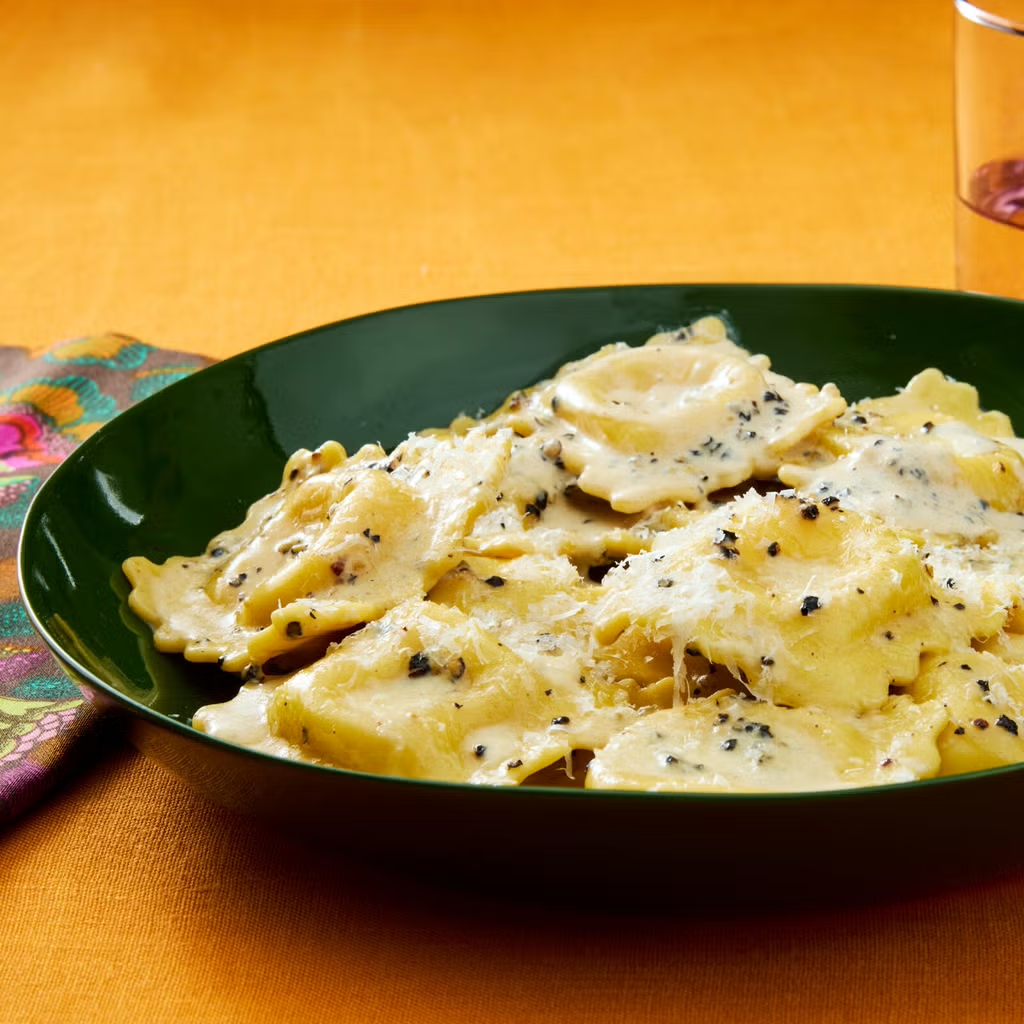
[8,1,1016,1022]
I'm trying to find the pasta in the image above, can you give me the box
[123,317,1024,792]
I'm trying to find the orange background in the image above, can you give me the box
[8,2,1014,1023]
[6,0,953,361]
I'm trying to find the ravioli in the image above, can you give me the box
[461,433,648,566]
[489,319,846,513]
[842,367,1015,442]
[592,489,948,713]
[265,599,634,784]
[126,316,1024,794]
[909,649,1024,776]
[126,428,512,674]
[587,692,947,793]
[780,428,1024,544]
[125,440,359,672]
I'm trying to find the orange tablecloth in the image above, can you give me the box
[9,1,1014,1021]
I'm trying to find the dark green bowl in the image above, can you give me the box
[20,284,1024,910]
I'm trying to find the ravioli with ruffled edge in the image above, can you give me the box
[124,316,1024,791]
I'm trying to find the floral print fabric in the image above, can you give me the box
[0,335,210,824]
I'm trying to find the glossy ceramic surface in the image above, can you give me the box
[21,285,1024,910]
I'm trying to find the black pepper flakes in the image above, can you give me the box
[484,575,506,587]
[285,621,303,639]
[761,656,775,666]
[657,578,675,588]
[228,573,248,587]
[362,528,381,543]
[551,715,570,726]
[997,714,1019,735]
[507,759,523,769]
[953,602,966,611]
[210,546,227,558]
[721,738,738,751]
[664,754,678,766]
[973,718,990,730]
[473,744,487,758]
[976,679,990,692]
[714,528,740,559]
[800,595,823,616]
[800,503,820,521]
[953,726,965,735]
[408,651,433,677]
[766,541,780,557]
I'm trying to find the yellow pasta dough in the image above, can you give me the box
[460,434,647,564]
[263,598,634,784]
[127,427,512,674]
[586,691,947,793]
[124,440,358,672]
[592,490,949,714]
[489,320,846,513]
[125,317,1024,792]
[909,650,1024,776]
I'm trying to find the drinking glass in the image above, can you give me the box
[955,0,1024,298]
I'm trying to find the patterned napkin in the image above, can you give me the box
[0,335,211,824]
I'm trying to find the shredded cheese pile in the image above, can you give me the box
[123,318,1024,792]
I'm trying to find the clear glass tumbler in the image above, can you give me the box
[955,0,1024,298]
